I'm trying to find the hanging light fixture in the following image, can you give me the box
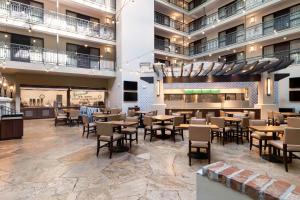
[267,77,271,96]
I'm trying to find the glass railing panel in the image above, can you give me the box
[0,43,115,71]
[83,0,116,9]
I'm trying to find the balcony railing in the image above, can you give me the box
[0,43,115,71]
[155,12,188,32]
[191,11,300,56]
[159,0,189,10]
[155,38,189,56]
[0,0,115,41]
[189,0,275,33]
[82,0,116,10]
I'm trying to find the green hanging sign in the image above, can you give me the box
[184,89,221,94]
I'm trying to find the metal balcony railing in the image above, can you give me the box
[155,12,188,32]
[0,0,115,41]
[0,43,115,71]
[155,38,189,55]
[191,11,300,56]
[189,0,276,33]
[82,0,116,10]
[158,0,208,11]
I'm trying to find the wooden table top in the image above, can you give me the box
[176,124,218,129]
[225,112,246,115]
[93,113,119,118]
[249,125,285,132]
[110,120,138,126]
[280,112,300,117]
[175,111,193,115]
[62,108,78,113]
[152,115,175,121]
[224,117,242,122]
[136,111,147,114]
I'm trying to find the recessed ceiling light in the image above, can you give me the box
[283,37,287,40]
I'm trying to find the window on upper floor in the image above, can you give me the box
[218,24,245,48]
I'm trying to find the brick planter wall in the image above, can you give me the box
[199,162,300,200]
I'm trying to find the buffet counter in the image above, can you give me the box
[166,108,261,119]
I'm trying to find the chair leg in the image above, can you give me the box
[150,130,153,142]
[130,134,132,148]
[136,131,138,144]
[96,138,100,157]
[181,130,184,141]
[55,118,57,126]
[173,130,176,143]
[82,126,85,137]
[283,145,288,172]
[144,129,147,140]
[87,126,90,138]
[259,139,262,156]
[250,136,253,150]
[189,140,191,166]
[109,141,113,159]
[208,142,211,164]
[289,152,293,163]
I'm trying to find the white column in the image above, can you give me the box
[109,0,154,112]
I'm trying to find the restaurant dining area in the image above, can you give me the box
[1,0,300,199]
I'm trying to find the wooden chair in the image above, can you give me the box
[268,127,300,172]
[127,109,136,117]
[96,122,124,158]
[82,115,96,138]
[210,117,231,145]
[188,125,211,166]
[287,117,300,128]
[165,116,184,142]
[239,117,250,143]
[206,112,215,124]
[54,108,67,126]
[249,119,279,156]
[143,116,162,141]
[121,117,139,148]
[190,118,206,125]
[220,110,225,117]
[248,111,255,119]
[69,110,80,126]
[267,111,274,125]
[273,112,286,125]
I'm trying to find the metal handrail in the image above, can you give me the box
[189,0,275,33]
[0,42,115,71]
[81,0,116,10]
[155,38,189,55]
[155,12,188,32]
[0,0,115,41]
[191,10,300,56]
[159,0,208,11]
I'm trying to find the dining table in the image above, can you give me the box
[174,111,193,123]
[280,112,300,118]
[224,117,243,144]
[249,125,285,163]
[152,115,175,139]
[135,111,148,127]
[224,111,246,117]
[93,113,120,122]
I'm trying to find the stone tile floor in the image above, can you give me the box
[0,119,299,200]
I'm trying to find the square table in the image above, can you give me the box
[93,113,120,122]
[174,111,193,123]
[224,117,242,144]
[152,115,175,139]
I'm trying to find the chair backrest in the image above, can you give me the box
[284,127,300,145]
[220,110,225,117]
[96,122,113,137]
[107,114,121,121]
[152,110,158,116]
[128,109,136,117]
[82,115,89,125]
[190,118,206,125]
[69,110,80,118]
[274,112,284,124]
[143,116,153,126]
[241,117,250,128]
[243,110,249,115]
[189,125,210,142]
[173,116,184,126]
[211,117,225,128]
[206,112,215,124]
[195,110,202,118]
[287,117,300,128]
[111,108,121,114]
[249,119,267,126]
[267,111,274,119]
[248,111,255,119]
[126,116,139,127]
[233,113,246,118]
[120,113,126,121]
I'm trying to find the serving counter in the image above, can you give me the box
[0,114,23,140]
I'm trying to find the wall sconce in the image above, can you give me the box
[9,85,14,98]
[267,78,271,96]
[3,80,7,97]
[249,45,256,52]
[250,16,255,24]
[105,47,111,53]
[156,80,160,97]
[105,17,110,24]
[172,37,176,42]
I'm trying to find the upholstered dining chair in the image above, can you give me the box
[121,117,139,148]
[165,116,184,142]
[210,117,231,145]
[248,111,255,119]
[249,119,280,156]
[268,127,300,172]
[82,114,96,138]
[111,108,121,114]
[287,117,300,128]
[188,125,211,166]
[143,116,162,141]
[96,122,124,159]
[54,108,67,126]
[190,118,206,125]
[69,110,80,126]
[206,112,215,124]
